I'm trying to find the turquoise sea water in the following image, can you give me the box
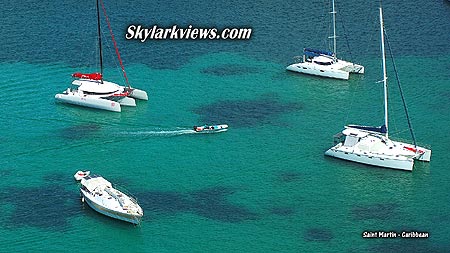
[1,0,450,252]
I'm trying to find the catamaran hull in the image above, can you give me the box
[325,127,431,171]
[286,59,364,80]
[55,93,121,112]
[81,190,142,225]
[419,150,431,162]
[72,79,148,101]
[117,96,136,107]
[340,62,365,74]
[324,7,431,171]
[129,88,148,100]
[325,148,414,171]
[287,62,350,80]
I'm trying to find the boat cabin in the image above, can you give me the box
[339,128,369,147]
[313,56,335,65]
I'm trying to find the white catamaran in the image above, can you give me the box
[286,0,364,80]
[55,0,148,112]
[324,6,431,171]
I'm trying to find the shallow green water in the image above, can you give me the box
[1,0,450,252]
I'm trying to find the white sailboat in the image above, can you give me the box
[286,0,364,80]
[55,0,148,112]
[324,6,431,171]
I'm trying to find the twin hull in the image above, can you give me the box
[287,62,349,80]
[55,81,148,112]
[324,148,414,171]
[286,60,364,80]
[325,142,431,171]
[129,88,148,100]
[55,93,121,112]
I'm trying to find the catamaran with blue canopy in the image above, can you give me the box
[286,0,364,80]
[324,6,431,171]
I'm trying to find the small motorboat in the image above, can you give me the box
[193,124,228,133]
[74,171,143,225]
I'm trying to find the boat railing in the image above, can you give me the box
[114,184,140,205]
[332,132,345,145]
[293,55,303,63]
[105,187,125,207]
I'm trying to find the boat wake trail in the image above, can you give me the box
[119,128,197,137]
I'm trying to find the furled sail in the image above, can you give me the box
[72,72,103,80]
[347,124,387,134]
[304,48,334,57]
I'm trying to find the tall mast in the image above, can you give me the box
[330,0,337,59]
[96,0,103,83]
[99,0,131,89]
[379,7,388,138]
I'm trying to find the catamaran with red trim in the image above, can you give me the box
[324,6,431,171]
[55,0,148,112]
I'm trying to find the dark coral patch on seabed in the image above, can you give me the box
[304,228,334,242]
[135,186,258,223]
[193,95,302,128]
[0,186,80,231]
[351,203,399,220]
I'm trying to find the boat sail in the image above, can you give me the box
[324,6,431,171]
[55,0,148,112]
[286,0,364,80]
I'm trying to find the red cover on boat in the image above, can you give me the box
[111,91,130,97]
[72,72,103,80]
